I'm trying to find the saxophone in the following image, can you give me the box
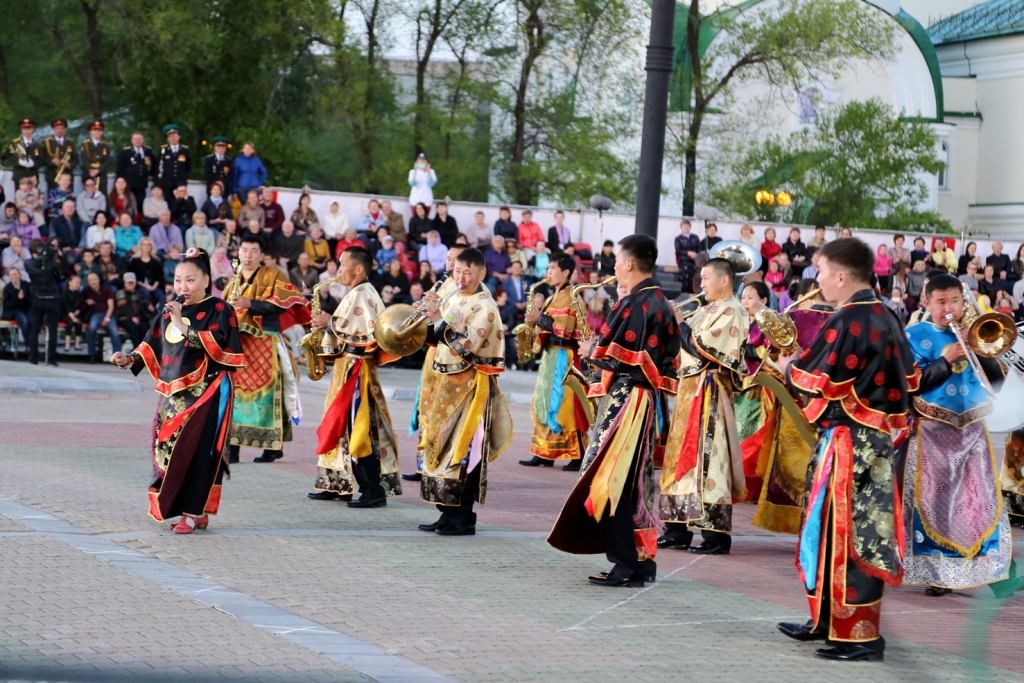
[512,279,548,364]
[300,277,342,381]
[568,276,616,341]
[221,259,245,302]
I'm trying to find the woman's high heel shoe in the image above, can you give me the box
[170,514,209,534]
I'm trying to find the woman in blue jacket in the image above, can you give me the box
[233,142,267,202]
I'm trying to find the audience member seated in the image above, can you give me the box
[61,273,84,352]
[418,230,448,274]
[96,241,127,289]
[303,225,330,271]
[261,187,285,235]
[760,227,781,265]
[289,252,319,295]
[14,209,41,243]
[334,227,365,260]
[432,202,458,247]
[408,202,433,247]
[504,261,530,325]
[76,178,107,226]
[484,236,511,291]
[529,241,549,280]
[381,200,406,243]
[516,209,543,248]
[291,193,319,233]
[322,201,349,253]
[494,206,517,242]
[594,240,615,279]
[148,210,184,258]
[506,238,528,273]
[49,200,85,257]
[47,173,75,216]
[15,177,46,229]
[413,260,437,291]
[381,258,409,301]
[141,186,169,230]
[0,203,16,242]
[114,212,143,258]
[77,249,101,282]
[358,198,387,236]
[3,235,31,283]
[107,177,138,221]
[238,190,266,233]
[1,267,31,342]
[115,272,155,348]
[547,210,572,253]
[185,211,216,253]
[782,228,807,277]
[129,237,165,308]
[217,219,241,259]
[201,181,232,229]
[85,211,115,250]
[275,220,305,270]
[211,245,234,296]
[318,260,344,313]
[82,271,121,363]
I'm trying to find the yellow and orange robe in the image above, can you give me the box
[126,296,245,522]
[419,287,512,507]
[314,282,401,496]
[661,297,749,535]
[530,284,590,461]
[227,266,309,450]
[409,276,458,470]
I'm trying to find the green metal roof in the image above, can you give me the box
[669,1,944,122]
[928,0,1024,46]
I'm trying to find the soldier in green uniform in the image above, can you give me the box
[156,123,191,197]
[1,119,44,185]
[79,120,113,194]
[204,136,233,197]
[42,118,78,190]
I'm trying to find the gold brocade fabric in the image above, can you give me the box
[539,286,579,342]
[433,288,506,373]
[678,296,749,376]
[328,282,383,346]
[226,266,307,336]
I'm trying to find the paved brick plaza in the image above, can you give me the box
[1,361,1023,683]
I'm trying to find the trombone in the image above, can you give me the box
[672,293,706,321]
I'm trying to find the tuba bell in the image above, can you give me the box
[373,274,452,357]
[756,288,822,356]
[958,282,1016,358]
[709,240,763,290]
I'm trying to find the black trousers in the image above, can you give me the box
[601,495,656,580]
[436,463,481,527]
[352,451,385,502]
[119,318,146,348]
[129,186,147,215]
[28,298,60,364]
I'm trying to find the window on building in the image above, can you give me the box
[938,141,950,190]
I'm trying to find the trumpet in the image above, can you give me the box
[755,288,821,356]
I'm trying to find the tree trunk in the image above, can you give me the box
[359,0,382,192]
[0,44,9,98]
[682,0,702,217]
[682,112,702,217]
[443,51,469,160]
[510,0,544,205]
[82,0,104,118]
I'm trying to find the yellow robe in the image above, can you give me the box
[419,287,513,506]
[314,282,401,495]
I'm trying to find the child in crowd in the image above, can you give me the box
[376,236,397,268]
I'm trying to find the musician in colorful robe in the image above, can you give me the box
[402,243,465,482]
[660,258,749,555]
[110,247,244,534]
[903,274,1010,595]
[735,281,814,535]
[519,254,589,470]
[548,235,680,587]
[308,247,401,506]
[418,248,512,536]
[226,234,309,463]
[778,239,920,662]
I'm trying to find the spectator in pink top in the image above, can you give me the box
[874,244,893,295]
[517,210,544,248]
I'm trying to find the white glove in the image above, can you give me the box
[18,158,34,168]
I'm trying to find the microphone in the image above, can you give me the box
[164,294,186,313]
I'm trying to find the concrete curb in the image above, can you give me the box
[0,376,143,394]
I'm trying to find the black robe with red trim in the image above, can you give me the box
[589,278,681,396]
[786,288,919,431]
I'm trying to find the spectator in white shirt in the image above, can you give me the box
[85,210,116,250]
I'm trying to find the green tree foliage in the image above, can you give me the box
[710,99,949,233]
[672,0,899,215]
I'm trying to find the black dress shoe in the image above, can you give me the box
[562,460,581,471]
[657,530,693,550]
[689,541,730,555]
[777,621,826,641]
[924,586,953,597]
[253,453,277,463]
[307,491,341,500]
[418,520,448,532]
[518,456,554,467]
[814,638,885,662]
[436,524,476,536]
[401,472,423,481]
[598,570,656,582]
[587,574,644,587]
[347,497,386,508]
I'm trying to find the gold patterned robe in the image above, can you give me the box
[661,297,749,534]
[419,287,513,506]
[530,284,589,460]
[410,277,459,469]
[314,282,401,496]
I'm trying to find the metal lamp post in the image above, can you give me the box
[634,0,677,238]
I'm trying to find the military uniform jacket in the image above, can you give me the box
[157,144,192,190]
[204,154,234,195]
[1,138,44,182]
[117,146,154,189]
[42,136,78,182]
[79,138,113,177]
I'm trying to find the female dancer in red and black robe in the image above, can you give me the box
[112,247,244,534]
